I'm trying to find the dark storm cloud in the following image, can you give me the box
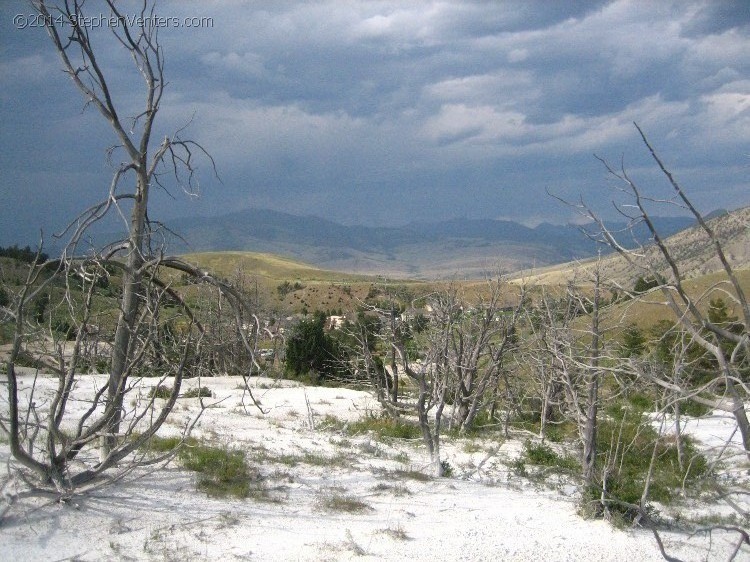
[1,0,748,244]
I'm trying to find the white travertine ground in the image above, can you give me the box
[1,374,747,561]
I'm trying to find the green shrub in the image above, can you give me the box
[51,317,76,340]
[182,386,213,399]
[440,460,454,477]
[679,400,711,417]
[509,404,575,442]
[391,469,430,482]
[523,441,579,472]
[148,385,172,399]
[626,393,654,412]
[0,323,14,345]
[142,434,190,453]
[524,441,558,466]
[510,457,528,477]
[585,412,709,521]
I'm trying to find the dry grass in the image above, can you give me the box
[318,493,373,513]
[514,207,750,288]
[603,268,750,331]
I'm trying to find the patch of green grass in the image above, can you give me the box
[275,451,349,468]
[679,400,712,418]
[393,451,410,464]
[686,511,749,528]
[141,434,196,453]
[626,392,654,411]
[510,457,528,477]
[345,416,422,440]
[329,436,352,448]
[462,441,484,454]
[320,414,345,429]
[179,442,254,498]
[138,435,268,500]
[510,411,575,443]
[543,422,576,443]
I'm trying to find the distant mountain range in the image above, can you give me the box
[162,208,698,279]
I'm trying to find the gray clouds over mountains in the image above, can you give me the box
[1,1,748,245]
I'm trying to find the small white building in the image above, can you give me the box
[326,315,347,330]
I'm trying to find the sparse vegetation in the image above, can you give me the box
[147,385,173,400]
[390,469,431,482]
[182,386,214,399]
[522,441,579,473]
[318,493,373,513]
[378,524,410,540]
[180,442,255,499]
[344,416,422,440]
[371,482,412,496]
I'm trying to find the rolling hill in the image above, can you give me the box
[516,206,750,287]
[163,208,695,279]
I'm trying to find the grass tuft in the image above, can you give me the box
[345,416,422,440]
[318,493,373,513]
[180,443,253,498]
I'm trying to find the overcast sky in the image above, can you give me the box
[1,0,748,246]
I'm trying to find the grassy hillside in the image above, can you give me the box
[603,268,750,332]
[181,251,373,284]
[179,251,434,316]
[515,206,750,287]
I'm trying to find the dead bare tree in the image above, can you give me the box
[533,268,608,485]
[0,1,262,495]
[441,278,524,435]
[576,123,750,458]
[566,123,750,559]
[346,279,524,476]
[392,288,456,477]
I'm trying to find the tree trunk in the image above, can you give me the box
[582,268,601,488]
[102,173,148,459]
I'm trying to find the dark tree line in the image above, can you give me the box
[0,245,48,264]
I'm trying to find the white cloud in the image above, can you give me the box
[507,48,529,63]
[422,104,528,145]
[2,0,749,241]
[200,51,265,77]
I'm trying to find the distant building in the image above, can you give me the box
[326,315,347,330]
